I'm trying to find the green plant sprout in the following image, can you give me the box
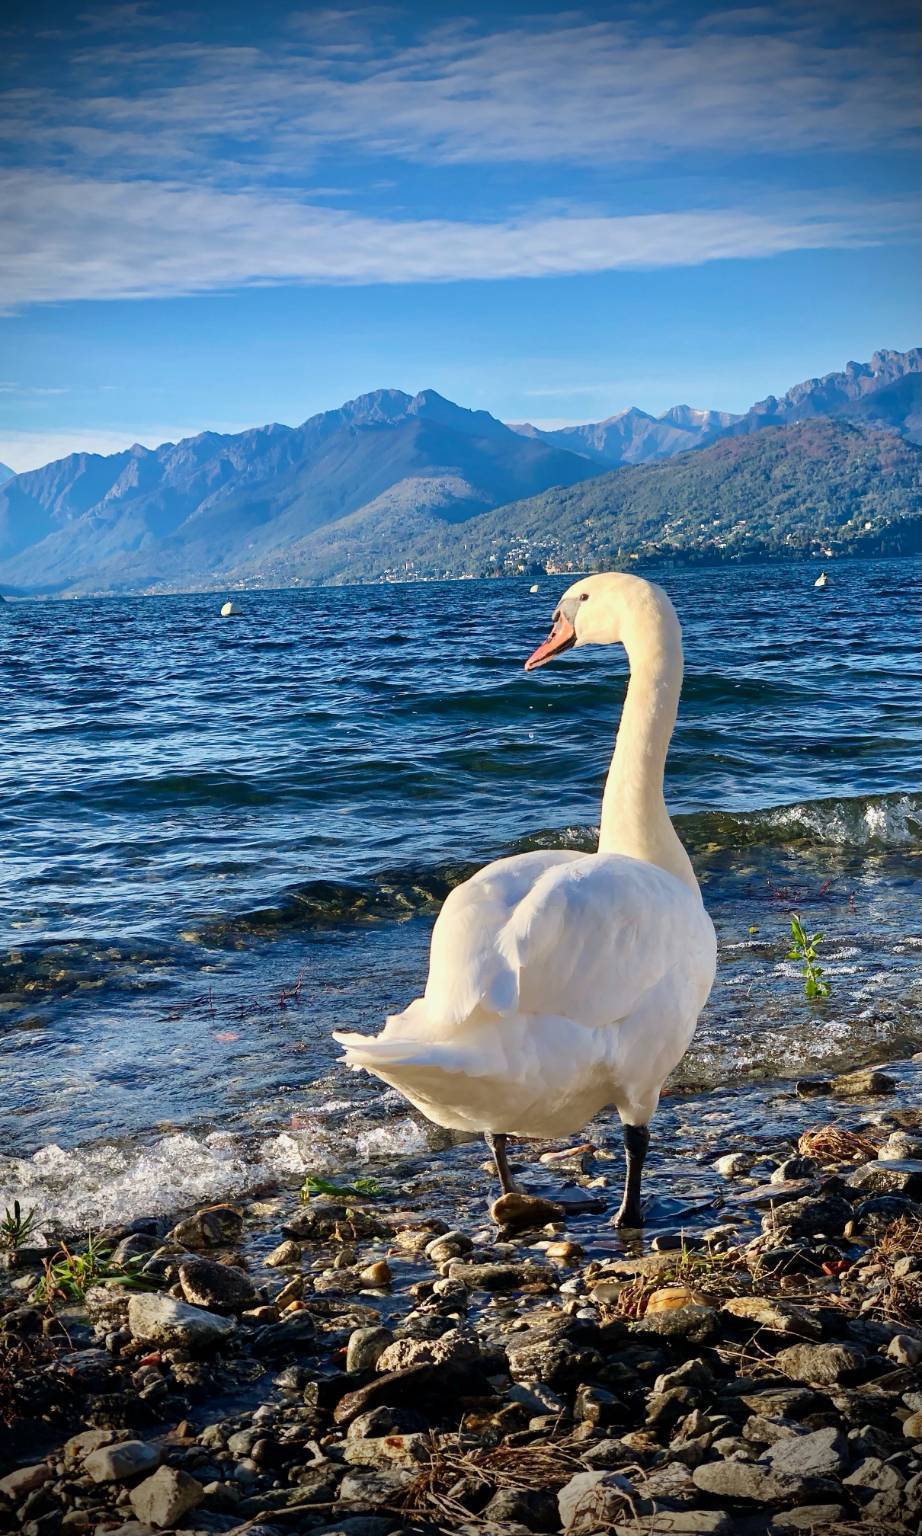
[0,1202,38,1251]
[299,1174,381,1202]
[788,912,831,999]
[33,1235,158,1304]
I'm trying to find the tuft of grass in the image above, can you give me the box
[33,1235,159,1304]
[798,1124,879,1164]
[611,1243,747,1320]
[0,1201,38,1251]
[787,912,830,999]
[299,1174,381,1202]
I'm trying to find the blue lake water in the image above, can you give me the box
[1,557,919,1228]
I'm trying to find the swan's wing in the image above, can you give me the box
[499,853,713,1030]
[421,849,586,1027]
[419,847,712,1034]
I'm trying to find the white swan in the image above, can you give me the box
[335,572,716,1226]
[814,572,828,589]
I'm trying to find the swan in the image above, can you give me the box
[814,572,828,589]
[220,599,240,617]
[334,573,717,1226]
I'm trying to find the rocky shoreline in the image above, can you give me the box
[2,1058,921,1536]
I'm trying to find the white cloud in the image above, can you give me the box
[2,6,915,186]
[0,170,908,308]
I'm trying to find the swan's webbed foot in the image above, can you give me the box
[613,1122,650,1229]
[485,1132,522,1195]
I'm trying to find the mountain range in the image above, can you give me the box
[0,347,918,595]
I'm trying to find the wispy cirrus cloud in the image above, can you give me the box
[6,6,916,182]
[0,3,918,310]
[0,170,911,308]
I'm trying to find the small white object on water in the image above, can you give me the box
[814,572,828,589]
[529,583,539,593]
[220,600,239,617]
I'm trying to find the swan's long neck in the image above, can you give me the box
[597,587,698,893]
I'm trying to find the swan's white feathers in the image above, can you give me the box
[333,846,716,1136]
[332,572,717,1142]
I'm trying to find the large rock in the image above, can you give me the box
[490,1192,565,1229]
[721,1297,822,1340]
[447,1259,550,1291]
[632,1305,718,1343]
[177,1256,257,1312]
[83,1440,160,1483]
[765,1426,850,1478]
[346,1326,393,1373]
[127,1292,236,1350]
[848,1159,922,1198]
[692,1461,836,1506]
[769,1507,848,1532]
[341,1434,430,1469]
[557,1470,637,1533]
[761,1194,853,1238]
[774,1342,865,1385]
[374,1328,479,1374]
[0,1465,51,1501]
[831,1067,896,1097]
[129,1467,204,1527]
[167,1204,243,1248]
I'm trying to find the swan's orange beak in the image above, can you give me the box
[524,614,577,671]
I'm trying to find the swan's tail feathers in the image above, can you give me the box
[332,1029,472,1076]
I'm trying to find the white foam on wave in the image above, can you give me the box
[0,1106,429,1234]
[764,793,921,849]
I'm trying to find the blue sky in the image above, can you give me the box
[0,0,918,471]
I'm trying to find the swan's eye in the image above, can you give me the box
[580,593,589,602]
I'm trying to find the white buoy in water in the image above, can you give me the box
[814,572,828,589]
[220,599,240,616]
[529,583,539,593]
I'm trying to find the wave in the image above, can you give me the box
[0,1098,430,1234]
[195,791,919,940]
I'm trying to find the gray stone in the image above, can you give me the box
[341,1434,429,1469]
[0,1465,51,1501]
[769,1507,847,1532]
[177,1256,257,1312]
[264,1239,301,1267]
[374,1326,479,1373]
[557,1470,637,1534]
[887,1333,922,1367]
[167,1204,243,1248]
[692,1461,832,1506]
[774,1342,865,1385]
[129,1467,204,1528]
[447,1259,549,1291]
[621,1516,732,1535]
[337,1467,414,1505]
[771,1158,817,1184]
[761,1194,853,1238]
[765,1426,850,1478]
[483,1487,559,1530]
[83,1441,160,1483]
[127,1292,236,1350]
[848,1158,922,1198]
[831,1067,896,1097]
[346,1325,393,1372]
[713,1151,756,1176]
[424,1230,473,1263]
[631,1305,718,1343]
[721,1297,822,1339]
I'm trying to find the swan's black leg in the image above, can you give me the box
[614,1123,649,1228]
[485,1132,520,1195]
